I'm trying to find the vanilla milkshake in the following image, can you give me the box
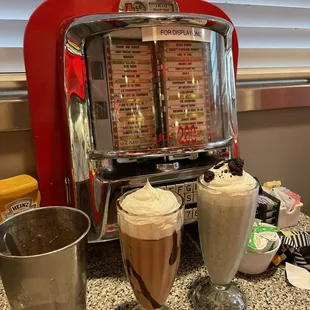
[197,159,258,285]
[117,182,184,310]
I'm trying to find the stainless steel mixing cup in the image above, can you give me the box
[0,206,91,310]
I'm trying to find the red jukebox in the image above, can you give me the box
[24,0,239,242]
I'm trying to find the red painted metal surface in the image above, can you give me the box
[24,0,239,208]
[24,0,120,207]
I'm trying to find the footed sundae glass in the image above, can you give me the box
[192,160,259,309]
[117,187,184,310]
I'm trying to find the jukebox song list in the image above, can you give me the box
[108,39,156,150]
[162,41,211,146]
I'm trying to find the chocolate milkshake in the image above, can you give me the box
[197,159,258,285]
[117,182,184,310]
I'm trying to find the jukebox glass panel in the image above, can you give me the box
[85,26,228,152]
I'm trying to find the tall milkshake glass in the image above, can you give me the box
[192,159,259,309]
[117,182,184,310]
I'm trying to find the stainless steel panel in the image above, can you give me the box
[237,84,310,112]
[0,99,31,132]
[1,72,310,134]
[237,67,310,82]
[0,73,30,132]
[0,73,27,93]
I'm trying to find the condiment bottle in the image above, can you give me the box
[0,175,40,222]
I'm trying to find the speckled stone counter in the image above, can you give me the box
[1,214,309,310]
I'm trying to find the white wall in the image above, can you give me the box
[238,107,310,215]
[0,130,36,178]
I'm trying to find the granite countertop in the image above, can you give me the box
[1,214,310,310]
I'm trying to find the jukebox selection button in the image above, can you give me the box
[193,208,198,219]
[154,180,199,206]
[184,208,193,220]
[194,181,198,192]
[184,182,194,193]
[167,184,176,191]
[184,193,194,204]
[175,184,185,195]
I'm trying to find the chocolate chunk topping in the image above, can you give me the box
[234,158,245,168]
[227,158,244,176]
[204,170,215,182]
[231,170,243,176]
[224,169,228,173]
[213,162,225,170]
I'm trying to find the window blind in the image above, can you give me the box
[2,0,310,78]
[208,0,310,79]
[0,0,43,73]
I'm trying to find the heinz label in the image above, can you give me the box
[1,198,37,221]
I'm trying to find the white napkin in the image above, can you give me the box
[286,263,310,290]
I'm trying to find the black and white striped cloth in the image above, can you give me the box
[279,231,310,271]
[280,231,310,248]
[294,251,310,271]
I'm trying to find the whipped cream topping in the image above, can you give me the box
[201,161,257,194]
[121,180,180,216]
[119,181,183,240]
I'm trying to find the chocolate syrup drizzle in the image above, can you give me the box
[125,230,180,309]
[126,259,162,309]
[169,230,179,266]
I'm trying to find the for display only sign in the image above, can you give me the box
[142,26,211,43]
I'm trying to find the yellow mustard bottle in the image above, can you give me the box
[0,175,41,222]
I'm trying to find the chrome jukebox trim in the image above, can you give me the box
[67,12,234,47]
[89,136,233,159]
